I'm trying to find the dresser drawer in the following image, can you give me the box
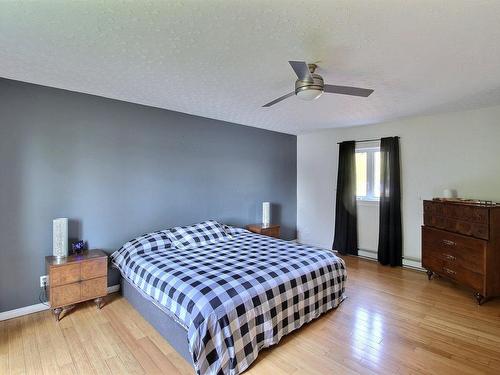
[81,276,107,300]
[422,226,486,274]
[423,248,484,292]
[445,219,488,240]
[81,258,107,280]
[50,263,81,286]
[448,205,488,224]
[51,283,81,307]
[424,201,489,224]
[438,263,484,292]
[422,247,444,272]
[424,214,489,239]
[423,201,490,239]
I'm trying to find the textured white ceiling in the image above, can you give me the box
[2,1,500,134]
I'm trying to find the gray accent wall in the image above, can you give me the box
[0,78,297,312]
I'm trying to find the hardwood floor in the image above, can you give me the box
[2,255,500,374]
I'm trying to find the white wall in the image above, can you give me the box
[297,105,500,266]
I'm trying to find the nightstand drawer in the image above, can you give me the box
[246,224,281,238]
[261,227,280,238]
[81,277,107,299]
[52,283,81,307]
[81,258,107,280]
[51,263,81,286]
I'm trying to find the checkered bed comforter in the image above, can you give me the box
[112,231,347,375]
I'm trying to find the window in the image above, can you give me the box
[355,143,381,201]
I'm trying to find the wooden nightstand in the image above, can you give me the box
[46,249,108,321]
[246,224,280,238]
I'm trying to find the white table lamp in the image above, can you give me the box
[262,202,271,227]
[53,218,69,259]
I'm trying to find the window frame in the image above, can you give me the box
[355,142,381,203]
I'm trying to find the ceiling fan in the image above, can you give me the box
[262,61,374,107]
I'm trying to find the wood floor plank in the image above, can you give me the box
[104,307,164,374]
[0,320,9,375]
[68,305,114,374]
[105,356,132,375]
[44,311,73,369]
[99,320,145,374]
[58,363,79,375]
[20,314,43,375]
[32,311,61,375]
[112,341,146,374]
[137,336,182,375]
[3,255,500,374]
[60,325,97,375]
[82,341,113,375]
[166,352,196,375]
[7,317,26,375]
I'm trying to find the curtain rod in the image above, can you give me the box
[336,136,399,145]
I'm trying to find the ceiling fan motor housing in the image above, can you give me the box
[295,73,324,95]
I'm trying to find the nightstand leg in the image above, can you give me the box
[474,293,485,305]
[53,307,63,321]
[95,297,104,309]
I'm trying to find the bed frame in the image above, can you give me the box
[121,278,194,365]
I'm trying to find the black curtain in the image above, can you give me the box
[332,141,358,255]
[378,137,402,266]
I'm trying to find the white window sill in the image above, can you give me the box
[356,199,379,206]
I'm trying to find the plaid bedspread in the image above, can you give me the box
[112,231,347,375]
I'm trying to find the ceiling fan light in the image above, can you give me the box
[296,87,323,101]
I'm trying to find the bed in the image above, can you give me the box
[112,221,347,375]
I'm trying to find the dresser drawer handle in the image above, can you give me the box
[443,267,456,275]
[442,239,456,246]
[442,253,456,261]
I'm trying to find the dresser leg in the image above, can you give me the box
[474,293,485,305]
[53,307,63,321]
[95,297,104,309]
[426,270,433,280]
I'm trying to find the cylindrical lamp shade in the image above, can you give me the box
[443,189,457,199]
[53,218,69,259]
[262,202,271,227]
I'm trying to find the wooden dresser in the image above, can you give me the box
[46,249,108,320]
[246,224,280,238]
[422,200,500,304]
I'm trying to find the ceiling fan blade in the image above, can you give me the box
[288,61,313,82]
[262,92,295,107]
[324,84,374,97]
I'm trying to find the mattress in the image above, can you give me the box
[112,230,347,375]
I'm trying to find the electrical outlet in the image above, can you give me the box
[40,275,48,288]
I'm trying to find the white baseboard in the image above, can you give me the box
[0,303,50,322]
[358,247,425,271]
[0,284,121,322]
[403,258,424,271]
[358,248,377,260]
[354,248,425,271]
[107,284,121,293]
